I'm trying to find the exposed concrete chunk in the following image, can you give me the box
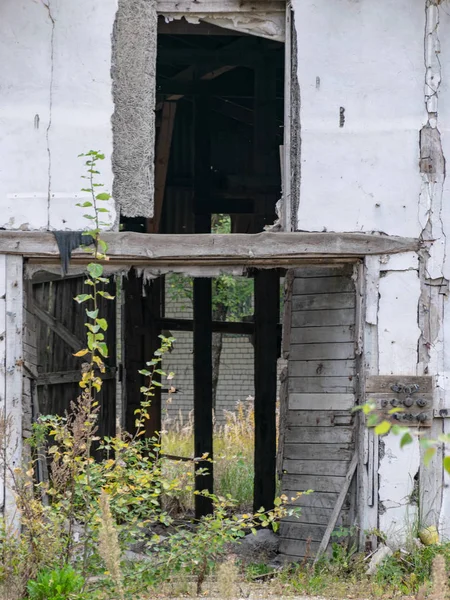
[111,0,157,218]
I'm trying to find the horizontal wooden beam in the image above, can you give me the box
[159,316,283,336]
[2,231,421,267]
[157,1,286,13]
[37,369,116,386]
[32,300,85,352]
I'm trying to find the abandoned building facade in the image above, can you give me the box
[1,0,449,560]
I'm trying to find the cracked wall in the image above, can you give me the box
[0,0,117,231]
[291,0,450,544]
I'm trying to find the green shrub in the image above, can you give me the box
[27,565,85,600]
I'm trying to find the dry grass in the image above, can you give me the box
[161,401,255,513]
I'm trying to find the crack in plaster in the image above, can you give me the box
[42,0,55,229]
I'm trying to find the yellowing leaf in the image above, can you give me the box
[444,456,450,475]
[375,420,391,436]
[73,348,89,357]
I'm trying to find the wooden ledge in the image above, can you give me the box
[0,231,421,267]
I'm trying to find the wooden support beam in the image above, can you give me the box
[157,1,286,13]
[158,316,283,337]
[143,278,163,437]
[253,269,279,512]
[147,102,177,233]
[193,277,214,517]
[8,232,421,265]
[32,300,85,352]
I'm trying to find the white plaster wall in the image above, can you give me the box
[292,0,425,237]
[0,0,117,231]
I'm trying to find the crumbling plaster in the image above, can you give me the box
[291,0,450,543]
[0,0,116,231]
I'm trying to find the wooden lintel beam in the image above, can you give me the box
[157,1,286,13]
[8,232,422,265]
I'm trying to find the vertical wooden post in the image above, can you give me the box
[193,87,214,517]
[253,269,279,512]
[193,277,214,517]
[143,277,162,438]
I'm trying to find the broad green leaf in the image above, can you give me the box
[86,309,99,319]
[97,291,115,300]
[400,432,413,448]
[74,293,93,304]
[75,201,93,208]
[424,446,436,466]
[96,192,111,201]
[97,318,108,331]
[87,263,104,278]
[444,456,450,475]
[375,420,391,436]
[367,414,379,428]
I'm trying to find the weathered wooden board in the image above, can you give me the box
[286,410,353,427]
[283,474,347,494]
[284,443,354,461]
[290,343,355,361]
[291,325,354,344]
[293,265,354,278]
[283,508,347,527]
[289,360,355,378]
[37,369,116,386]
[279,522,327,542]
[2,231,421,263]
[283,459,351,477]
[291,309,355,328]
[285,426,354,445]
[279,539,326,561]
[293,277,354,295]
[289,393,355,411]
[288,376,354,394]
[292,293,355,311]
[366,375,433,394]
[281,491,349,510]
[157,1,286,12]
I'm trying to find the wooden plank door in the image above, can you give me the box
[28,276,117,442]
[279,264,358,560]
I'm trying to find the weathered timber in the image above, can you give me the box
[286,410,353,427]
[290,326,354,344]
[283,509,347,527]
[290,343,355,361]
[4,232,421,264]
[283,459,351,477]
[148,102,177,233]
[193,277,214,517]
[292,293,355,311]
[158,316,281,336]
[289,393,354,411]
[282,491,348,510]
[279,523,327,543]
[253,269,279,512]
[37,369,116,386]
[157,1,286,13]
[279,539,323,560]
[289,360,355,378]
[285,427,354,445]
[314,453,358,564]
[284,443,354,461]
[291,309,356,328]
[365,375,433,394]
[32,300,85,352]
[293,276,354,295]
[283,474,348,494]
[288,376,354,394]
[293,265,355,278]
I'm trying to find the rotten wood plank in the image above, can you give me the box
[292,293,355,311]
[291,326,354,345]
[286,410,353,427]
[284,443,354,462]
[289,360,355,378]
[279,522,327,543]
[283,459,351,477]
[293,276,354,295]
[3,232,421,263]
[285,427,354,445]
[283,474,347,494]
[291,309,356,328]
[157,1,286,13]
[282,491,348,510]
[278,539,323,560]
[288,376,354,394]
[293,265,355,278]
[283,508,347,527]
[289,393,354,411]
[37,369,116,386]
[289,343,355,361]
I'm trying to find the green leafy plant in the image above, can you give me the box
[26,565,85,600]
